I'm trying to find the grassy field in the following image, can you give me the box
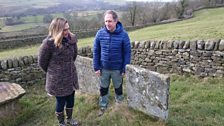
[0,0,58,8]
[0,12,100,32]
[128,7,224,41]
[0,45,40,60]
[0,23,47,32]
[0,18,4,28]
[21,13,66,23]
[1,7,224,59]
[1,7,224,126]
[0,37,94,59]
[0,74,223,126]
[0,13,64,32]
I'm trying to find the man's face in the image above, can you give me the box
[63,22,70,37]
[104,14,117,32]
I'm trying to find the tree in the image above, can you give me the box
[187,0,208,10]
[4,17,24,26]
[135,2,153,25]
[63,12,72,21]
[175,0,189,18]
[5,18,13,25]
[73,18,89,30]
[207,0,220,6]
[150,2,161,23]
[128,1,138,26]
[43,14,53,23]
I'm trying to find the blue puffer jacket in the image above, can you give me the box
[93,21,131,73]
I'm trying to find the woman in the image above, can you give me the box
[38,17,79,126]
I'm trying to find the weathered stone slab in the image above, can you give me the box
[0,82,26,120]
[75,56,99,94]
[126,65,170,121]
[0,82,26,105]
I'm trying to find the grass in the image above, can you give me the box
[21,15,44,23]
[0,45,40,60]
[128,7,224,41]
[167,74,224,126]
[0,12,99,32]
[1,7,224,59]
[21,13,65,24]
[0,37,93,60]
[0,18,4,28]
[0,7,224,126]
[0,12,67,32]
[0,13,65,31]
[0,0,58,8]
[0,23,47,32]
[0,74,223,126]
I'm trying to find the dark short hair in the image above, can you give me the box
[104,10,118,21]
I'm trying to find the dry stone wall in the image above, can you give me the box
[1,38,223,85]
[78,39,224,77]
[0,55,44,85]
[0,55,170,120]
[131,39,224,77]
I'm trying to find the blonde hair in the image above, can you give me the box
[48,17,72,48]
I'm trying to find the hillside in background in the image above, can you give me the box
[0,0,124,17]
[128,7,224,41]
[0,7,224,126]
[0,7,224,59]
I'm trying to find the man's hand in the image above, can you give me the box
[95,70,101,76]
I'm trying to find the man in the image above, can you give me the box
[93,10,131,116]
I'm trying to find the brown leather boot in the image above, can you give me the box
[56,112,66,126]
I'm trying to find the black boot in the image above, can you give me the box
[66,108,79,126]
[56,112,66,126]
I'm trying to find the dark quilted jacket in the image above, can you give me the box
[38,35,79,96]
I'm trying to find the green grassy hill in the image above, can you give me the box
[0,0,58,8]
[79,7,224,45]
[1,7,224,59]
[1,7,224,126]
[129,7,224,41]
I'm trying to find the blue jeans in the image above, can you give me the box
[55,91,75,112]
[99,69,123,108]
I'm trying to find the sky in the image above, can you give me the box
[126,0,176,2]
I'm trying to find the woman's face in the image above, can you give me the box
[63,22,70,37]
